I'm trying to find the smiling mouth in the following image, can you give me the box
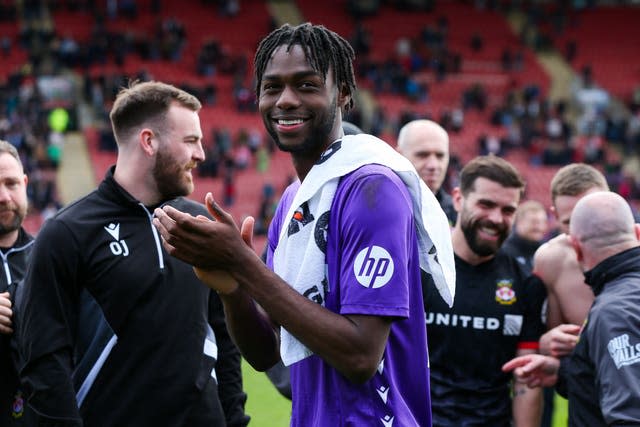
[479,226,499,238]
[277,119,305,125]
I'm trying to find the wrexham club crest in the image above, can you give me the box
[495,280,517,305]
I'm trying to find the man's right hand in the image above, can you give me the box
[502,354,560,389]
[153,192,256,273]
[0,291,13,334]
[539,324,581,357]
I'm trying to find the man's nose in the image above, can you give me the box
[0,186,11,202]
[275,86,301,109]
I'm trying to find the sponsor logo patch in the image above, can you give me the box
[105,223,129,256]
[503,314,523,336]
[381,415,394,427]
[608,333,640,369]
[353,246,394,288]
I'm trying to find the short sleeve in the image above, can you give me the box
[266,182,299,270]
[518,273,547,349]
[332,169,415,318]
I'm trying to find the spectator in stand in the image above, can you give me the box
[214,127,232,161]
[451,108,464,132]
[470,32,483,51]
[255,184,277,237]
[1,36,10,58]
[223,166,236,207]
[0,70,63,221]
[501,47,513,71]
[479,134,504,157]
[502,200,549,274]
[198,140,221,178]
[545,110,566,142]
[197,38,223,77]
[349,22,371,56]
[347,0,380,19]
[463,83,487,111]
[397,119,457,226]
[233,130,251,170]
[219,0,240,17]
[233,77,255,113]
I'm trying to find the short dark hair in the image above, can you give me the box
[109,81,201,144]
[459,155,525,196]
[254,22,356,112]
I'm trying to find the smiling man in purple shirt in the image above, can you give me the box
[154,23,450,426]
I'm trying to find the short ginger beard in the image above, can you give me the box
[153,145,194,201]
[0,206,26,237]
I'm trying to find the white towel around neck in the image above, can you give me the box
[273,133,456,366]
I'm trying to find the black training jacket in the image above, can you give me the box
[17,168,248,427]
[564,246,640,426]
[0,228,34,425]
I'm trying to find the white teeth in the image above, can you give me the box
[278,119,304,125]
[480,227,498,236]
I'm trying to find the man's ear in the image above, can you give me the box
[140,129,156,156]
[634,224,640,241]
[568,234,583,263]
[339,84,352,112]
[452,187,463,213]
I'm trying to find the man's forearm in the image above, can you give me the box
[219,287,280,372]
[230,252,390,384]
[512,381,542,427]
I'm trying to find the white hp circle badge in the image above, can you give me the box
[353,246,394,288]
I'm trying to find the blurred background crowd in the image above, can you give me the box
[1,0,639,241]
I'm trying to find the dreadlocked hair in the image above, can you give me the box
[254,22,356,112]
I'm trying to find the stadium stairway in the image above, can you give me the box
[267,0,304,26]
[506,7,639,187]
[23,130,96,236]
[57,130,97,204]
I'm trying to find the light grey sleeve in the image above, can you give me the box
[588,299,640,424]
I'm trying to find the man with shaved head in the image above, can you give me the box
[503,191,640,426]
[397,119,457,225]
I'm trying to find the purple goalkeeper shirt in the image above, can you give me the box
[267,164,432,427]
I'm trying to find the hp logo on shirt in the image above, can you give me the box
[354,246,394,288]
